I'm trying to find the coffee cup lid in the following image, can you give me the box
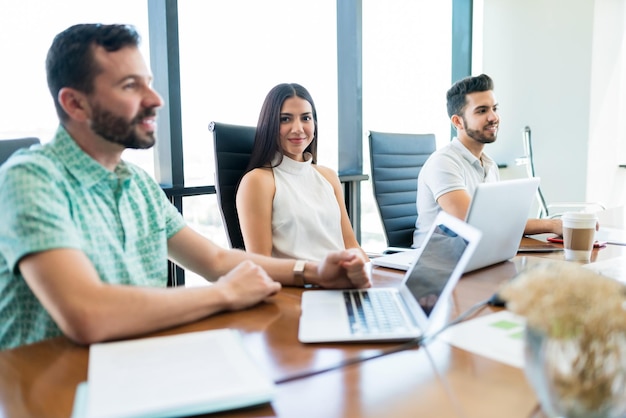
[561,211,598,220]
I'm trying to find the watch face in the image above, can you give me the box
[294,260,306,286]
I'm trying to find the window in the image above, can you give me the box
[361,1,453,252]
[177,0,338,188]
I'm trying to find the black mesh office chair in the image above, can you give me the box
[0,137,40,165]
[368,131,436,250]
[209,121,256,250]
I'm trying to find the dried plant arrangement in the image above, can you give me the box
[500,262,626,417]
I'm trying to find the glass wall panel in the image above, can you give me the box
[183,194,229,248]
[177,0,338,188]
[362,1,452,252]
[183,194,225,287]
[0,0,153,174]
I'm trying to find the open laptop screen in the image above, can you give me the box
[405,224,469,316]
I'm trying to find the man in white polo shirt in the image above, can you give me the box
[413,74,561,247]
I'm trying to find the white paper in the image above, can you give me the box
[583,256,626,283]
[82,329,274,418]
[438,310,526,368]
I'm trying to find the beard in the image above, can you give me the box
[90,104,157,149]
[462,116,498,144]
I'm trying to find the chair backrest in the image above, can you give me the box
[521,126,605,218]
[0,137,40,165]
[522,126,550,218]
[368,130,436,248]
[209,121,256,249]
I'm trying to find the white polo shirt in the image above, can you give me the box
[413,138,500,247]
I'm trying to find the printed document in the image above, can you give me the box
[438,310,526,368]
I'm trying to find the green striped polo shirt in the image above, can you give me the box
[0,126,186,349]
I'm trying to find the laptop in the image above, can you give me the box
[371,178,546,273]
[298,211,482,343]
[595,227,626,246]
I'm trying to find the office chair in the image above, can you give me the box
[517,126,605,218]
[209,121,256,250]
[0,137,40,165]
[368,130,436,250]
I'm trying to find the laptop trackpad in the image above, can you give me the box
[302,301,345,321]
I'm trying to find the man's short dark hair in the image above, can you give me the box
[446,74,494,119]
[46,24,140,121]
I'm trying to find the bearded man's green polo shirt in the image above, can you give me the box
[0,127,186,349]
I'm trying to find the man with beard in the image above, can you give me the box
[0,24,369,350]
[412,74,562,247]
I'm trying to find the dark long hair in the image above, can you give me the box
[244,83,318,173]
[46,24,140,122]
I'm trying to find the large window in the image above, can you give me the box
[361,1,453,252]
[177,0,338,188]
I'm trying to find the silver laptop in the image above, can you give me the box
[371,178,544,272]
[298,211,482,343]
[595,227,626,246]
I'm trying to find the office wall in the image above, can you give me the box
[480,0,626,213]
[586,0,626,212]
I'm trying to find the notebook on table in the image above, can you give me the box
[298,211,482,343]
[72,329,275,418]
[372,178,546,273]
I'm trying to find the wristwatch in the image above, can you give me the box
[293,259,307,287]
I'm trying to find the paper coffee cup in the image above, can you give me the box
[561,212,597,262]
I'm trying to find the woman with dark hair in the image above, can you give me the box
[237,83,368,264]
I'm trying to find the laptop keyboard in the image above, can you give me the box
[343,290,412,335]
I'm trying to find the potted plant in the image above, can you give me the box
[500,262,626,418]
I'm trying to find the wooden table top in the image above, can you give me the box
[1,238,624,418]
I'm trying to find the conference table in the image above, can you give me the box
[1,238,624,418]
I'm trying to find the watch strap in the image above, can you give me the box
[293,259,307,287]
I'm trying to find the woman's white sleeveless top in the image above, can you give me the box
[271,153,345,260]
